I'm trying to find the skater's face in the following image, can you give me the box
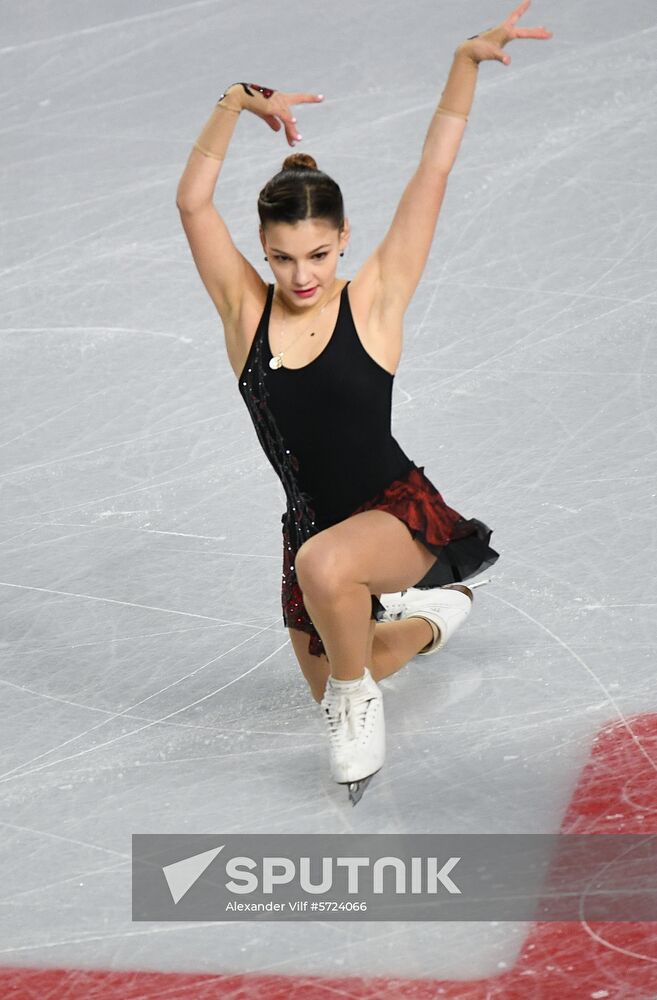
[259,218,349,308]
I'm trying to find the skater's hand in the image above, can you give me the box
[458,0,553,66]
[226,82,324,148]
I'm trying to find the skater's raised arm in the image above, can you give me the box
[366,0,552,313]
[176,83,323,319]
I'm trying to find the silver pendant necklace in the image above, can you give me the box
[269,282,338,370]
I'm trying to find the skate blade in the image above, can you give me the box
[344,773,375,806]
[443,577,493,594]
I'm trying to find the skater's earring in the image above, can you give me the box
[264,255,268,260]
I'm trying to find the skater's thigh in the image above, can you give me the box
[296,509,437,596]
[289,619,377,703]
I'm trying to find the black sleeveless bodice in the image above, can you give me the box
[237,280,416,549]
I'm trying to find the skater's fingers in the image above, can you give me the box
[511,26,553,38]
[288,92,325,106]
[504,0,532,29]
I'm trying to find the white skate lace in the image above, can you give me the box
[323,688,378,751]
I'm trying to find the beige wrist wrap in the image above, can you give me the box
[435,48,479,123]
[193,86,242,161]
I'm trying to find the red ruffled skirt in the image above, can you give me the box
[281,463,499,659]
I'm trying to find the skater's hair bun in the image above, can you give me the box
[258,152,344,234]
[281,152,318,172]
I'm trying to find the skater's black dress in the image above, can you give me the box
[238,279,499,657]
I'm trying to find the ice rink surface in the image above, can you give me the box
[1,0,656,994]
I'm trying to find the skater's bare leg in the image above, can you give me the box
[290,614,435,703]
[371,616,436,680]
[288,629,330,703]
[294,509,437,684]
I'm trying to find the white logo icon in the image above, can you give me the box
[163,845,224,904]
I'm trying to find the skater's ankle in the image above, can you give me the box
[328,669,367,693]
[413,616,440,652]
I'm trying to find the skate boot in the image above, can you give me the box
[320,666,385,805]
[379,578,492,654]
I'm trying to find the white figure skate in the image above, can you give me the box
[320,666,385,805]
[379,578,492,654]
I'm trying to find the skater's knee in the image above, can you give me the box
[294,541,343,600]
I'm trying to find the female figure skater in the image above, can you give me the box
[176,1,552,802]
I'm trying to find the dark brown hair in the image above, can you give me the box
[258,152,344,233]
